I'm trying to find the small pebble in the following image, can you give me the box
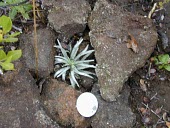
[142,116,152,125]
[140,79,147,92]
[139,107,148,115]
[150,68,156,74]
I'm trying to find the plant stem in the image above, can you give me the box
[32,0,38,79]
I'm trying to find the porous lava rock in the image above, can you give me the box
[41,79,91,127]
[88,0,158,101]
[0,63,60,128]
[91,84,136,128]
[43,0,91,42]
[19,27,56,78]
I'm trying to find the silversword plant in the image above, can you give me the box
[54,38,96,88]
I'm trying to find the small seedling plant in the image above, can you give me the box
[0,49,22,71]
[0,15,22,73]
[54,38,96,88]
[0,0,32,20]
[0,15,20,43]
[153,54,170,71]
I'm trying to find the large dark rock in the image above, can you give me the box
[41,79,91,128]
[0,63,60,128]
[43,0,91,42]
[19,27,56,78]
[88,0,158,101]
[91,84,136,128]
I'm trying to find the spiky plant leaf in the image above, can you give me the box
[81,51,94,60]
[70,70,79,87]
[75,49,94,61]
[62,72,66,81]
[54,67,70,78]
[74,59,94,64]
[55,58,67,64]
[56,39,69,59]
[70,76,76,88]
[74,68,93,78]
[70,38,83,59]
[76,63,96,69]
[55,56,69,63]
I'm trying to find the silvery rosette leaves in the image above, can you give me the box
[54,38,95,88]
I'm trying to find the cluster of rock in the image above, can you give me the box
[0,0,158,127]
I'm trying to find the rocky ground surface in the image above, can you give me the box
[0,62,60,128]
[1,0,170,128]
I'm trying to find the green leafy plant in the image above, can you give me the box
[0,0,32,20]
[0,15,20,43]
[159,0,170,9]
[153,54,170,71]
[54,38,96,88]
[0,15,22,73]
[0,49,22,72]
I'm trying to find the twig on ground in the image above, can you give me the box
[156,120,165,124]
[150,92,158,100]
[38,78,46,94]
[142,102,162,119]
[142,102,149,110]
[147,62,152,78]
[0,7,7,14]
[162,108,169,113]
[12,25,22,33]
[151,109,162,119]
[148,3,157,18]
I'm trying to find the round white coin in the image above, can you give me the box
[76,92,98,117]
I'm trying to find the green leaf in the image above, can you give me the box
[3,37,18,42]
[0,0,32,20]
[159,2,163,8]
[158,54,170,64]
[164,64,170,71]
[15,6,30,19]
[15,6,25,13]
[23,4,32,11]
[0,50,6,61]
[8,32,21,37]
[0,62,14,70]
[0,2,6,6]
[4,0,13,3]
[9,8,17,20]
[21,12,30,19]
[6,50,22,61]
[5,55,12,63]
[0,15,12,34]
[153,57,159,65]
[158,65,164,69]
